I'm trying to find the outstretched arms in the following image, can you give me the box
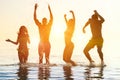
[34,3,41,26]
[6,39,18,45]
[64,10,75,23]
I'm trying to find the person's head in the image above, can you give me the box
[19,25,28,34]
[92,14,98,20]
[42,17,47,25]
[68,19,74,25]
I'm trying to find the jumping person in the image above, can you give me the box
[33,3,53,64]
[82,10,105,65]
[63,10,76,66]
[6,26,30,64]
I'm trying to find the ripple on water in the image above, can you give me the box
[0,63,120,80]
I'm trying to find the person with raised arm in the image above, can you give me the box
[63,10,76,66]
[34,3,53,64]
[82,10,105,65]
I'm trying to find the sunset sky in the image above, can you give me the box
[0,0,120,63]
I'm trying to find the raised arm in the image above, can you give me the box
[94,10,105,23]
[82,19,90,33]
[70,10,75,22]
[6,39,18,45]
[64,14,67,23]
[34,3,41,26]
[48,4,53,24]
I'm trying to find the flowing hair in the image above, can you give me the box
[17,25,29,42]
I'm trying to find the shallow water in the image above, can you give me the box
[0,47,120,80]
[0,63,120,80]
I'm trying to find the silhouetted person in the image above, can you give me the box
[82,10,105,65]
[6,26,30,64]
[63,10,76,66]
[34,3,53,64]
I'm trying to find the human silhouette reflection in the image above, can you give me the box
[17,66,28,80]
[38,66,50,80]
[84,66,104,80]
[63,66,73,80]
[98,66,104,79]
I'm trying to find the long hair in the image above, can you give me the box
[18,25,28,35]
[17,25,29,41]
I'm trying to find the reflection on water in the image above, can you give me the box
[0,63,120,80]
[38,66,50,80]
[17,65,28,80]
[63,66,73,80]
[84,66,104,80]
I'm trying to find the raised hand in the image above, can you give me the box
[48,4,50,10]
[64,14,66,18]
[94,10,98,15]
[34,3,38,10]
[70,10,73,13]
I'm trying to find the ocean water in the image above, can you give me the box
[0,62,120,80]
[0,46,120,80]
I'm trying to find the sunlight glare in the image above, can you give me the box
[51,24,65,37]
[30,37,39,47]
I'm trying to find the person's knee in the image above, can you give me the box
[83,48,88,54]
[83,46,91,54]
[45,55,49,59]
[97,48,102,53]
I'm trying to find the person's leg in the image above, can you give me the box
[97,46,103,63]
[63,45,70,63]
[18,53,23,64]
[24,49,28,63]
[97,38,104,64]
[69,42,77,66]
[18,49,25,64]
[63,43,76,66]
[45,42,51,64]
[68,42,74,60]
[83,40,94,63]
[38,43,44,64]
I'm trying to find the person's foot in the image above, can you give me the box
[90,60,94,63]
[71,61,77,66]
[89,60,95,67]
[66,63,72,66]
[45,62,50,65]
[101,61,106,66]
